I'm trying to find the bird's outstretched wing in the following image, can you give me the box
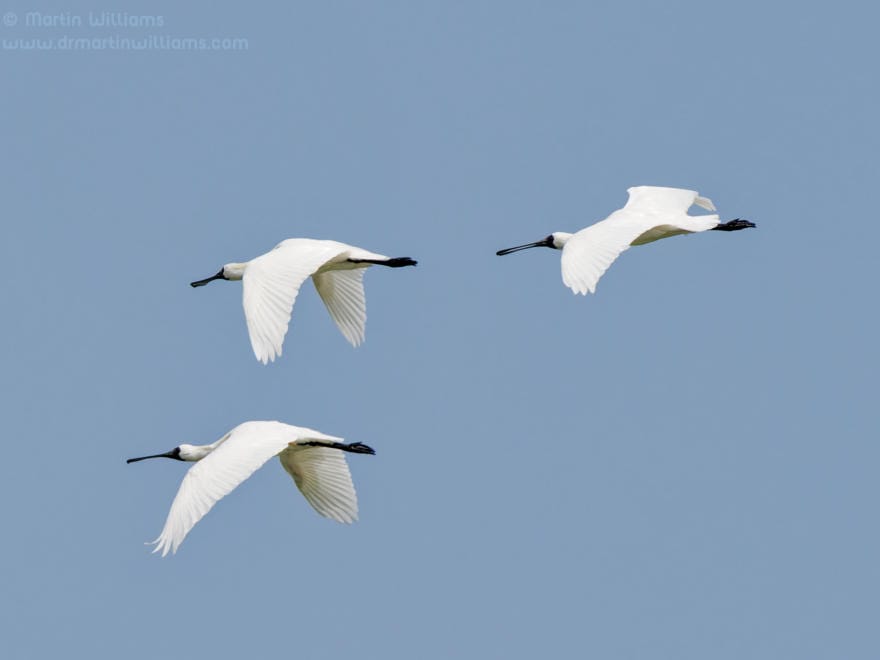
[622,185,715,215]
[279,444,359,524]
[243,240,347,364]
[151,421,343,556]
[560,219,640,295]
[561,186,717,295]
[312,268,367,347]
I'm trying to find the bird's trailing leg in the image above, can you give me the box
[348,257,417,268]
[300,440,377,455]
[712,218,756,231]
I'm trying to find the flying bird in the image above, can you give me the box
[127,421,375,556]
[190,238,417,363]
[496,186,755,294]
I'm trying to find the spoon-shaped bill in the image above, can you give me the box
[190,269,225,288]
[127,448,181,464]
[496,239,552,256]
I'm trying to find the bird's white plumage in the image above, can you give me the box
[242,240,348,364]
[194,237,410,362]
[151,421,358,556]
[622,185,716,215]
[280,445,358,523]
[560,186,720,295]
[313,268,368,347]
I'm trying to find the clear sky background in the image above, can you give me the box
[2,2,878,658]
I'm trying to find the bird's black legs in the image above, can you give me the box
[300,440,377,455]
[347,257,417,267]
[712,218,756,231]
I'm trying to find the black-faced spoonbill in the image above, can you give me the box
[496,186,755,294]
[127,421,375,556]
[190,238,417,363]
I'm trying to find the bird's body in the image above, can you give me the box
[191,238,417,363]
[127,421,375,556]
[496,186,755,294]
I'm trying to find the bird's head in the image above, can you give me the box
[496,232,572,255]
[190,262,247,288]
[127,444,212,464]
[177,443,213,461]
[221,262,247,281]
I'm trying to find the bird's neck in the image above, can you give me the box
[180,432,233,462]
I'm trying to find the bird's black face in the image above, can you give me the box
[496,235,555,256]
[126,446,183,464]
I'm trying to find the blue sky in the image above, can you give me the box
[2,2,878,658]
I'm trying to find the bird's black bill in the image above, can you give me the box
[496,240,552,256]
[126,448,182,464]
[190,269,225,288]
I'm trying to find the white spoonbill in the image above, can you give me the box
[190,239,417,363]
[127,421,375,556]
[496,186,755,294]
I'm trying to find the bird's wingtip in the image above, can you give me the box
[345,333,365,348]
[255,350,277,365]
[148,536,174,557]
